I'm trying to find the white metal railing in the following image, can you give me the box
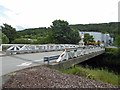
[43,46,105,64]
[4,44,79,55]
[56,47,105,62]
[3,44,105,57]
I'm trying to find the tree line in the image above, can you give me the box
[0,20,119,46]
[0,20,80,44]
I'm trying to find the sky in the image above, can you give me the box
[0,0,119,30]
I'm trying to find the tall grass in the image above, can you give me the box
[60,65,119,86]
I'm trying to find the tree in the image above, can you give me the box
[84,33,94,45]
[50,20,80,44]
[0,31,9,44]
[69,30,81,44]
[1,24,16,43]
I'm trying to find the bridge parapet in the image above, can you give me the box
[43,46,105,64]
[3,44,105,57]
[56,47,105,62]
[47,49,105,69]
[4,44,79,55]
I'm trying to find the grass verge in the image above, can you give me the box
[59,65,119,86]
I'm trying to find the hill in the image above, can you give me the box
[18,22,118,36]
[70,22,118,37]
[15,22,118,44]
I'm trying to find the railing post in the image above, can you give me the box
[74,49,77,57]
[48,58,49,64]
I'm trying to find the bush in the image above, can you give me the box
[105,48,118,55]
[61,66,80,75]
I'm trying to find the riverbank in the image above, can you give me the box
[60,65,119,86]
[79,48,120,74]
[2,66,117,89]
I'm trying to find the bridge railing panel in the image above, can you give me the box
[55,47,105,63]
[4,44,105,56]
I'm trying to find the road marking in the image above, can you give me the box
[17,62,32,66]
[34,59,43,62]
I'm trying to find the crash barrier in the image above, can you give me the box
[44,55,60,64]
[5,44,79,55]
[44,47,105,64]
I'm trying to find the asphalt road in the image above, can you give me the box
[1,51,63,76]
[0,49,77,87]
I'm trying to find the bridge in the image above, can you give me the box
[46,47,105,69]
[0,44,105,87]
[1,44,105,76]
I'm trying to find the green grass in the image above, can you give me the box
[59,65,119,86]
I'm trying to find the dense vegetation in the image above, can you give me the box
[70,22,118,35]
[0,31,9,44]
[0,20,119,45]
[79,48,120,74]
[14,27,50,44]
[60,65,119,86]
[59,48,120,86]
[1,24,17,43]
[16,22,119,45]
[50,20,80,44]
[1,20,80,44]
[83,33,95,45]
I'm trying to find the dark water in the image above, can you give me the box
[78,53,120,74]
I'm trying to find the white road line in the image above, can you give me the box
[17,62,32,66]
[34,59,43,62]
[17,59,43,66]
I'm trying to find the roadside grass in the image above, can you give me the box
[59,65,119,86]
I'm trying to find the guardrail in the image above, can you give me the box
[44,55,60,64]
[44,47,105,64]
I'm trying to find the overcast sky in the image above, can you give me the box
[0,0,119,30]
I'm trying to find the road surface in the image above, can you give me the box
[1,51,63,76]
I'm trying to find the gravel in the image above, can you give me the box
[2,66,118,88]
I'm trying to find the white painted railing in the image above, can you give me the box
[5,44,79,55]
[56,47,105,62]
[3,44,105,57]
